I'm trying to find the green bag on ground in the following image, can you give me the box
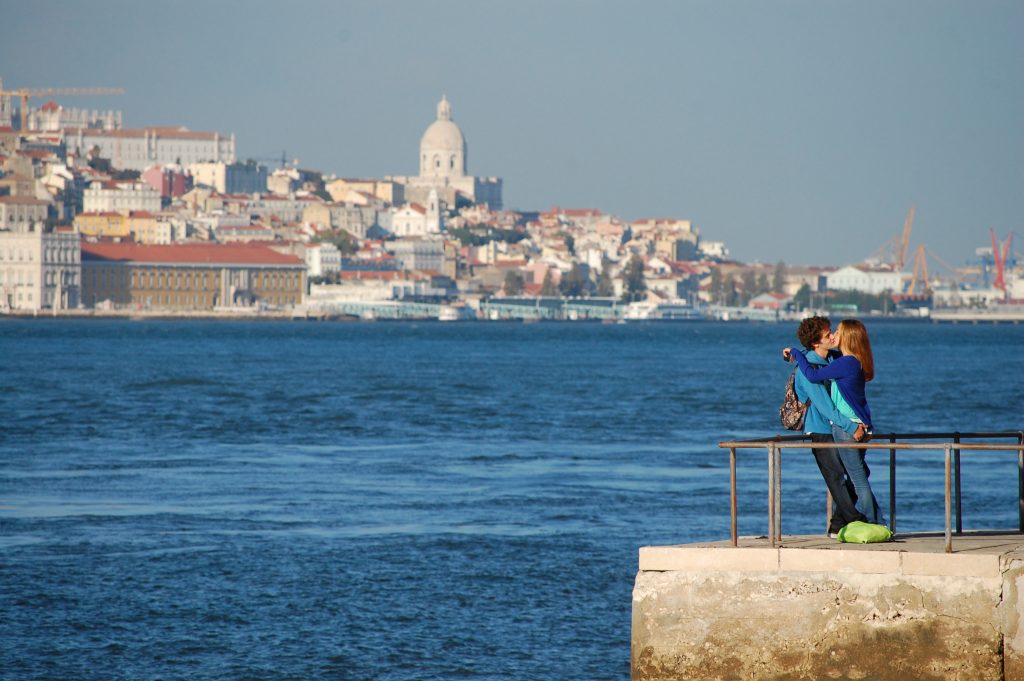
[837,521,893,544]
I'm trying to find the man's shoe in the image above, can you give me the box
[828,532,839,539]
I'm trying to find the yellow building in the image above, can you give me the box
[81,242,305,310]
[74,212,130,239]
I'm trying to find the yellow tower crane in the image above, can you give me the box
[0,85,125,131]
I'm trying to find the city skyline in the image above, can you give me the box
[2,0,1021,268]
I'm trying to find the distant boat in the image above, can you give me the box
[438,303,476,321]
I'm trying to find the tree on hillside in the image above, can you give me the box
[622,254,646,302]
[596,259,614,297]
[709,267,724,305]
[540,270,558,297]
[559,262,588,297]
[793,282,811,309]
[503,270,524,296]
[772,261,787,293]
[740,269,758,305]
[314,229,358,255]
[756,272,770,297]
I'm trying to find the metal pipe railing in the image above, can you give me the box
[719,431,1024,553]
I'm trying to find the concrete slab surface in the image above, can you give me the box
[639,531,1024,578]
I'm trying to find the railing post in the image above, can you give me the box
[767,444,776,548]
[730,447,738,547]
[889,434,897,533]
[954,433,962,535]
[775,444,783,541]
[1018,432,1024,533]
[944,444,953,554]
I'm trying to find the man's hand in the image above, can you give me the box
[853,424,871,442]
[782,347,793,362]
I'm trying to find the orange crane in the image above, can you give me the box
[905,244,930,295]
[869,206,915,270]
[896,205,915,271]
[0,85,125,131]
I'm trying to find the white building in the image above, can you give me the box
[66,126,235,171]
[390,190,442,237]
[390,238,446,272]
[0,225,81,311]
[388,96,502,209]
[826,265,903,295]
[304,242,341,279]
[26,100,122,132]
[0,196,49,232]
[83,181,161,214]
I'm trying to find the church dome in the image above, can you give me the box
[420,95,467,178]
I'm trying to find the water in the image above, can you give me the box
[1,319,1022,680]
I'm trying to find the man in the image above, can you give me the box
[793,316,866,537]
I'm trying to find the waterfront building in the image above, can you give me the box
[80,242,305,310]
[83,180,161,214]
[826,265,902,295]
[65,126,236,172]
[189,161,268,194]
[0,223,81,311]
[387,96,502,209]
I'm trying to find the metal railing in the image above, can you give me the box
[719,431,1024,553]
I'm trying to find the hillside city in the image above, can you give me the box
[0,79,1019,322]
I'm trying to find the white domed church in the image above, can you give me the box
[388,96,502,210]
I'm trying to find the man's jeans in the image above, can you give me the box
[809,433,866,532]
[832,423,886,526]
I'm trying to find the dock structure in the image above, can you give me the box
[632,532,1024,680]
[632,432,1024,680]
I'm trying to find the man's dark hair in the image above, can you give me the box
[797,316,831,350]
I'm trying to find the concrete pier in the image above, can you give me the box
[632,532,1024,680]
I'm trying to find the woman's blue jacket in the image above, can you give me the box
[791,350,873,430]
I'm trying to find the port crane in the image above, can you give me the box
[991,229,1014,294]
[0,85,125,131]
[869,206,915,270]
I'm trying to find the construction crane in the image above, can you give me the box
[0,85,125,131]
[991,228,1013,293]
[905,244,930,296]
[869,206,915,270]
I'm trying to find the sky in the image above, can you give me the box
[1,0,1021,267]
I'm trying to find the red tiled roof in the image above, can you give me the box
[81,242,303,266]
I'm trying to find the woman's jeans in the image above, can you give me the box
[832,423,886,526]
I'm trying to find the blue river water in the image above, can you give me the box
[1,319,1022,680]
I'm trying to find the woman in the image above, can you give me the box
[784,319,885,526]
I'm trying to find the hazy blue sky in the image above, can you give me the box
[2,0,1021,266]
